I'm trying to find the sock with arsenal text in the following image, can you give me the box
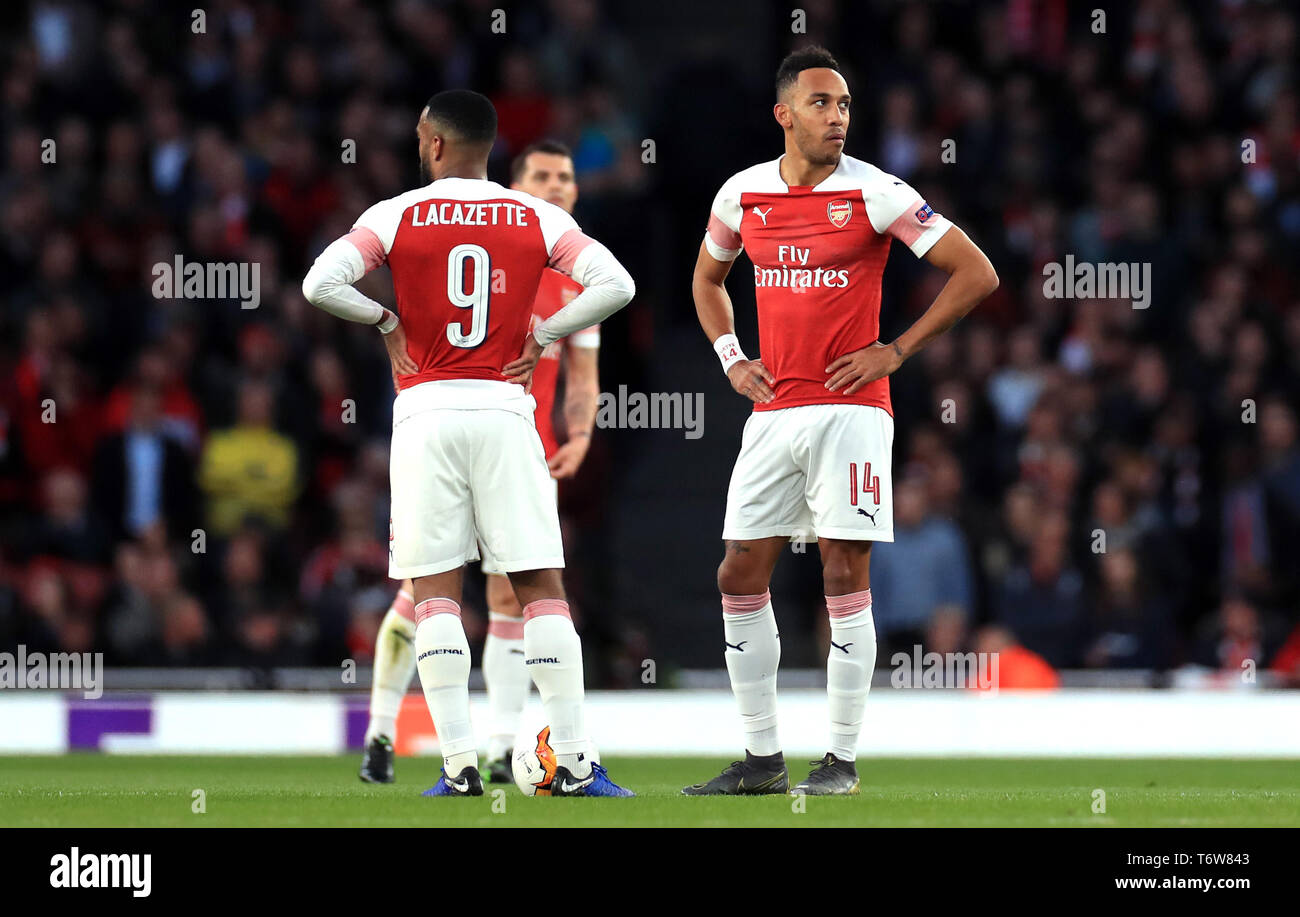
[521,599,591,778]
[413,598,477,776]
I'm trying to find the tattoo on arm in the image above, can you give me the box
[724,540,751,554]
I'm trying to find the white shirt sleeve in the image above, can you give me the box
[302,197,404,329]
[351,197,407,252]
[702,176,744,262]
[301,232,390,327]
[534,241,635,347]
[861,171,952,258]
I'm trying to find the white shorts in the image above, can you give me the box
[722,403,894,543]
[388,406,564,578]
[477,475,558,576]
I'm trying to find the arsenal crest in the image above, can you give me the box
[827,199,853,228]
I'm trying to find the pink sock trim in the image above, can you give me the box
[414,598,461,623]
[488,617,525,639]
[722,591,771,615]
[827,589,872,619]
[393,590,416,622]
[522,599,570,622]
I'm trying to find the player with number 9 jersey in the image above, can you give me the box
[303,91,636,799]
[335,178,625,578]
[351,183,580,392]
[303,154,633,582]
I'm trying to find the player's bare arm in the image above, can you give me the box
[693,241,776,404]
[548,344,599,479]
[824,227,998,394]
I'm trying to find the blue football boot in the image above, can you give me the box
[549,762,634,797]
[421,765,484,797]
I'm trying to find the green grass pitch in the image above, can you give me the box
[2,756,1298,827]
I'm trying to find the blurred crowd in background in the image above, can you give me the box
[1,0,1298,685]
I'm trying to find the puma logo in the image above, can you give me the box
[857,508,879,522]
[752,206,772,226]
[725,640,748,652]
[830,640,854,653]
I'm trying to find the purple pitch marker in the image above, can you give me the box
[66,696,153,750]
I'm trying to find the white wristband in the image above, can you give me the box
[713,333,746,374]
[376,308,399,334]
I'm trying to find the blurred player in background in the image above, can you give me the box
[303,92,633,797]
[686,48,998,795]
[354,141,601,785]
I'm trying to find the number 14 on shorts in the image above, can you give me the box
[848,462,880,506]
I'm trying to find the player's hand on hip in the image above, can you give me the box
[382,320,419,376]
[825,341,903,394]
[503,334,544,393]
[547,434,589,479]
[727,359,776,404]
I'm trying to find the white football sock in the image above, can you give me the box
[826,589,877,761]
[521,599,591,778]
[483,611,528,760]
[722,592,782,757]
[364,591,416,744]
[413,598,477,776]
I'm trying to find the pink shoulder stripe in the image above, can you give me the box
[884,199,928,248]
[707,213,742,251]
[549,228,596,275]
[342,227,387,271]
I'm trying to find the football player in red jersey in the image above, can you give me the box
[685,48,998,796]
[304,92,633,797]
[349,141,602,786]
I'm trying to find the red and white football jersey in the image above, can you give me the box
[528,269,599,459]
[704,154,952,414]
[346,178,590,395]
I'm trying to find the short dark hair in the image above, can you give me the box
[510,139,574,182]
[422,90,498,145]
[775,46,841,98]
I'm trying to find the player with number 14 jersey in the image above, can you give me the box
[687,48,998,797]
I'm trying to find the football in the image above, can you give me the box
[511,723,602,796]
[511,725,559,796]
